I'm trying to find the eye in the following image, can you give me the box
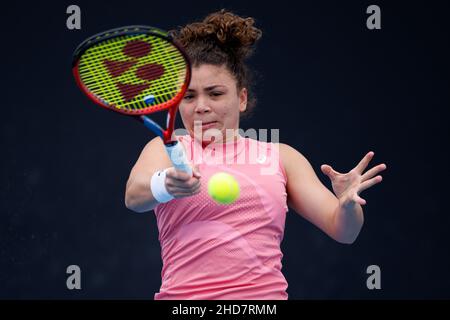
[183,94,194,100]
[211,92,223,97]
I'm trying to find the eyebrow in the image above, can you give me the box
[187,85,226,92]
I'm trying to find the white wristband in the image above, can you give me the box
[150,168,174,203]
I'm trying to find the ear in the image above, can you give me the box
[239,88,248,112]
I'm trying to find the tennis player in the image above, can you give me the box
[125,9,387,300]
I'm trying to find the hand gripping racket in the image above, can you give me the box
[72,25,192,175]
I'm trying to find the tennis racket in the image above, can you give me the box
[72,25,192,175]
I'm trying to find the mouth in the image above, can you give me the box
[195,121,218,130]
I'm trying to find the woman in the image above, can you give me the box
[125,9,387,300]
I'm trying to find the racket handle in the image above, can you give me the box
[165,141,193,176]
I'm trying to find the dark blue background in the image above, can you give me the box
[1,0,449,299]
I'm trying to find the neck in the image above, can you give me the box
[198,129,241,148]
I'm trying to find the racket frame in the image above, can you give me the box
[72,25,191,144]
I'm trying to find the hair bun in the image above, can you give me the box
[172,9,262,61]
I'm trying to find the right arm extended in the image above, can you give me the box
[125,137,201,213]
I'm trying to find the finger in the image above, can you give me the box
[321,164,342,178]
[191,183,202,194]
[354,194,367,205]
[166,167,191,182]
[354,151,375,174]
[358,175,383,193]
[193,164,202,178]
[173,192,190,199]
[361,163,387,182]
[173,186,201,198]
[167,178,200,191]
[346,190,367,206]
[186,179,201,192]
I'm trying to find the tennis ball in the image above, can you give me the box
[208,172,240,205]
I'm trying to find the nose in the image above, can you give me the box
[194,97,211,114]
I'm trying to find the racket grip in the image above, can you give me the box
[165,141,193,176]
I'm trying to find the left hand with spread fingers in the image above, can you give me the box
[320,151,387,206]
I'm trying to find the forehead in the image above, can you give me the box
[189,64,235,87]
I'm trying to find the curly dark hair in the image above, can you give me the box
[169,9,262,117]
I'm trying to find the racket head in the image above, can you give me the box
[72,26,190,116]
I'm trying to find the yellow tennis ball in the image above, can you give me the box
[208,172,240,205]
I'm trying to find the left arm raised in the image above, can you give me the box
[280,144,382,244]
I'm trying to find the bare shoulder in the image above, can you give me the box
[278,143,313,177]
[131,136,171,174]
[144,136,165,150]
[278,143,299,158]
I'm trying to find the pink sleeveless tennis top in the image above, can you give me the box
[153,134,289,300]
